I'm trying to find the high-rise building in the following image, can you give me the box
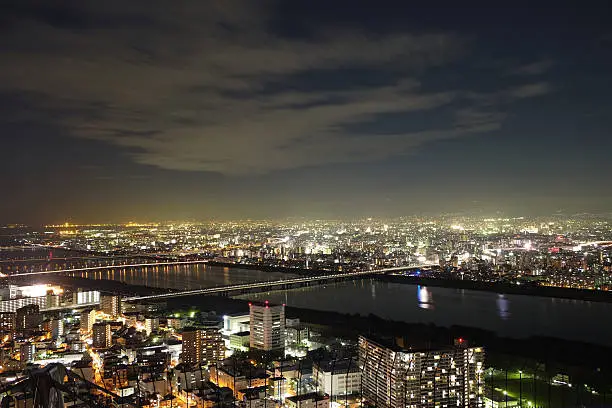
[80,309,96,333]
[0,296,48,313]
[0,312,16,332]
[50,318,64,340]
[73,290,100,305]
[144,317,160,336]
[92,322,112,348]
[46,291,60,309]
[16,304,42,331]
[100,295,122,317]
[181,324,225,365]
[358,335,485,408]
[19,342,35,363]
[249,301,285,351]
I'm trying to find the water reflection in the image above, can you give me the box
[496,294,510,320]
[70,264,296,291]
[239,281,612,346]
[417,285,434,310]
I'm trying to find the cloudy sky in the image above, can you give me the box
[1,1,611,223]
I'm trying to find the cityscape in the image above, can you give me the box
[0,216,611,407]
[3,216,612,291]
[2,0,612,407]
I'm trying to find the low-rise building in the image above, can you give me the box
[286,392,329,408]
[313,357,360,399]
[229,331,250,352]
[483,389,520,408]
[209,359,269,397]
[174,363,207,391]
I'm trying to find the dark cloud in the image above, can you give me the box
[0,0,552,176]
[508,60,554,76]
[3,1,611,223]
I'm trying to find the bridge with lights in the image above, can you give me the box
[0,259,437,300]
[0,260,210,278]
[122,264,437,302]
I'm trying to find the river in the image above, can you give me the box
[66,263,298,290]
[236,279,612,346]
[6,253,611,347]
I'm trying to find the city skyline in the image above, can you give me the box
[2,1,611,223]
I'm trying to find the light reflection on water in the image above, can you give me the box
[70,264,296,290]
[237,280,612,346]
[496,294,510,320]
[417,285,434,310]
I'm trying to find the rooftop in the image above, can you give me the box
[248,300,284,308]
[314,358,359,374]
[287,392,328,403]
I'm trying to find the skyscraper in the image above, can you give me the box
[249,301,285,351]
[358,335,485,408]
[181,324,225,365]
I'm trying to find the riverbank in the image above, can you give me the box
[378,274,612,302]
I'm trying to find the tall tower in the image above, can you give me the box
[249,301,285,351]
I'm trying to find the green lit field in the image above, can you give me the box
[487,370,610,408]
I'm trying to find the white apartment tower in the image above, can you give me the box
[249,301,285,351]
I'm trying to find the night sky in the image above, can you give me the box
[1,1,611,224]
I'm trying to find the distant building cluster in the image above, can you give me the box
[3,216,611,291]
